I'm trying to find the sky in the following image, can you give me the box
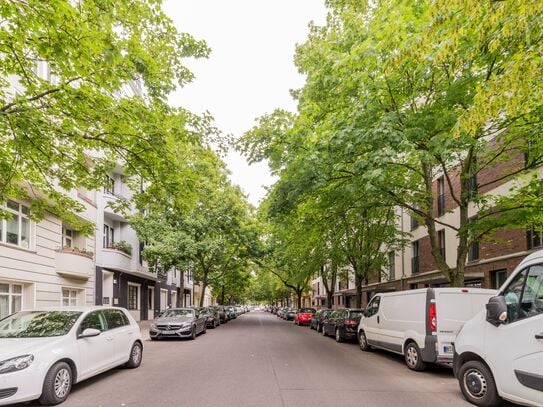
[163,0,328,206]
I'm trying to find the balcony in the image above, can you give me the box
[100,248,132,272]
[55,248,94,281]
[103,192,129,222]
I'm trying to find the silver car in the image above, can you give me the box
[149,308,206,340]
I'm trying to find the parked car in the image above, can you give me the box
[310,309,332,332]
[358,287,496,371]
[149,308,206,340]
[198,307,220,328]
[322,308,364,342]
[226,306,237,320]
[0,306,143,406]
[212,306,228,324]
[453,249,543,407]
[294,308,316,326]
[277,307,287,318]
[285,308,297,321]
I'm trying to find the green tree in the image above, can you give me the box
[0,0,210,230]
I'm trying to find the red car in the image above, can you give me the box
[294,307,316,326]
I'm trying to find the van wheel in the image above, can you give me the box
[359,331,371,351]
[39,362,72,405]
[335,328,343,343]
[404,342,427,371]
[458,361,501,406]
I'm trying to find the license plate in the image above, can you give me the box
[162,330,176,334]
[443,345,453,354]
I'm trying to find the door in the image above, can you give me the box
[77,311,114,379]
[160,290,168,311]
[103,309,134,365]
[486,264,543,401]
[363,296,381,344]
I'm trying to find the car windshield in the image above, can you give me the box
[162,309,194,318]
[0,311,81,338]
[300,308,316,313]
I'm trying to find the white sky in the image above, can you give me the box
[163,0,328,206]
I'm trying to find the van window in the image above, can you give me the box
[366,296,380,318]
[519,265,543,319]
[503,268,528,323]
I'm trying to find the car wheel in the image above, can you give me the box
[191,326,196,340]
[458,360,501,406]
[125,342,143,368]
[335,328,343,343]
[358,331,371,351]
[39,362,72,405]
[322,325,328,336]
[404,342,427,371]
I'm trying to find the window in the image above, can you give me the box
[437,176,445,216]
[79,311,106,332]
[103,224,114,248]
[438,230,446,260]
[62,227,73,248]
[503,265,543,323]
[104,176,115,195]
[491,269,507,289]
[62,289,78,306]
[388,252,395,280]
[1,201,31,249]
[103,309,129,329]
[411,241,420,274]
[148,287,154,309]
[410,214,419,231]
[527,225,543,250]
[128,285,139,310]
[366,296,380,318]
[0,283,23,319]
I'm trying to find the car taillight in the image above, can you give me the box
[345,320,357,325]
[429,303,437,332]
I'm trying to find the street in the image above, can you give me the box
[23,311,474,407]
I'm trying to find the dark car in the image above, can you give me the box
[285,308,297,321]
[149,308,206,340]
[198,307,220,328]
[322,308,365,342]
[212,306,228,323]
[310,309,332,332]
[226,306,237,319]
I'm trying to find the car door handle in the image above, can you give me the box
[106,337,114,342]
[536,333,543,340]
[377,316,380,324]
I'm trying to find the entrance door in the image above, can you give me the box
[160,289,168,311]
[171,291,177,308]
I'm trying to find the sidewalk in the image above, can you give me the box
[137,320,151,340]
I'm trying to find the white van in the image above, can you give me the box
[357,287,496,371]
[453,250,543,407]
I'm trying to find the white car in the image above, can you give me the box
[0,306,143,406]
[453,250,543,406]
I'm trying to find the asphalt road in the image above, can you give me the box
[25,311,477,407]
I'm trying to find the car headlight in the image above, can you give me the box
[0,355,34,374]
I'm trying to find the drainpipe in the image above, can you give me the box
[401,208,405,291]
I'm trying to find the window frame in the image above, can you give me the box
[411,241,420,274]
[0,282,23,319]
[127,284,139,310]
[1,201,32,249]
[62,288,78,307]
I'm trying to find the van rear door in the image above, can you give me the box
[434,288,496,363]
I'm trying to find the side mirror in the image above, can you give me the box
[79,328,101,338]
[486,295,507,327]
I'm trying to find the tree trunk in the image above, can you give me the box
[220,285,225,305]
[355,273,363,308]
[199,270,208,307]
[296,288,303,308]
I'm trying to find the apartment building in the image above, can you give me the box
[94,168,182,321]
[0,192,97,319]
